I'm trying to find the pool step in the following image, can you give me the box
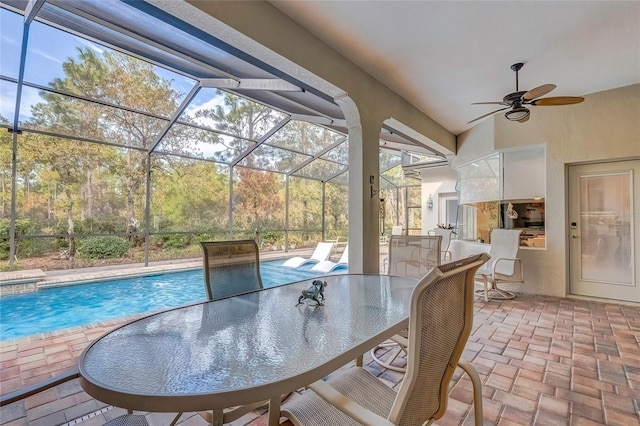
[0,269,46,295]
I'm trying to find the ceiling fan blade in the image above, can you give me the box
[530,96,585,106]
[467,107,510,124]
[523,84,556,101]
[471,101,506,105]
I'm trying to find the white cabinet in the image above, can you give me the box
[502,147,545,200]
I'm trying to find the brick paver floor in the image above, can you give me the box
[2,293,639,425]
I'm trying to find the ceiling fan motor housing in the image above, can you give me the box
[503,91,527,105]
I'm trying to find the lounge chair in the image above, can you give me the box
[282,241,334,268]
[311,245,348,273]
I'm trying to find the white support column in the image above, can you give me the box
[339,96,381,274]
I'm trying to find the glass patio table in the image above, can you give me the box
[79,274,417,426]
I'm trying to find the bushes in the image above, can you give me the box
[76,236,130,259]
[0,219,33,260]
[159,234,190,249]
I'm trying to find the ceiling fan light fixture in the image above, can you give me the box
[505,107,530,122]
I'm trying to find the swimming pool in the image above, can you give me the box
[0,260,339,341]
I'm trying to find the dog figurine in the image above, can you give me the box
[297,280,327,306]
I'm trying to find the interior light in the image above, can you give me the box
[505,107,530,122]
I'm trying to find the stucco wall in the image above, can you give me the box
[456,83,640,297]
[419,166,458,231]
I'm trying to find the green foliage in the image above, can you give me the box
[82,217,128,234]
[0,219,34,259]
[76,236,130,259]
[0,218,32,235]
[2,41,352,268]
[288,234,302,247]
[17,238,53,258]
[160,234,190,249]
[261,231,281,245]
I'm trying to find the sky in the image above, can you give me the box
[0,6,215,124]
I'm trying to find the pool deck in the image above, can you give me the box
[0,247,329,294]
[2,247,640,425]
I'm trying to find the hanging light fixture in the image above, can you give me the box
[505,106,530,122]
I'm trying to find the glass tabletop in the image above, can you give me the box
[79,274,417,412]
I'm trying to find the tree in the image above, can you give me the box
[24,48,183,249]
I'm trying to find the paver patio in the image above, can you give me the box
[2,292,639,425]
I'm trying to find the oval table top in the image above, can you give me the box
[79,273,417,413]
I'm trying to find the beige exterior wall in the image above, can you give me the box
[456,84,640,297]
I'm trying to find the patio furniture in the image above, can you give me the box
[386,234,442,278]
[200,240,263,300]
[475,229,524,301]
[282,241,334,268]
[78,274,417,426]
[373,235,442,372]
[311,245,348,273]
[199,239,276,424]
[0,366,153,426]
[428,227,454,260]
[280,253,489,426]
[381,226,404,272]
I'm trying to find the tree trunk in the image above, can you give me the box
[66,189,75,266]
[86,169,93,220]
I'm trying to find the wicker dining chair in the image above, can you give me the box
[281,253,489,426]
[387,234,442,278]
[373,235,442,372]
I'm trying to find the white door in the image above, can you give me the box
[569,160,639,302]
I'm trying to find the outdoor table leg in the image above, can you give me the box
[268,395,281,426]
[209,409,223,426]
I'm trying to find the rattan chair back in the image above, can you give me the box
[389,253,489,425]
[388,235,442,279]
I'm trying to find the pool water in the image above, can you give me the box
[0,260,338,341]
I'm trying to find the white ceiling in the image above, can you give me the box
[271,1,640,136]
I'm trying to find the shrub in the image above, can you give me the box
[262,231,281,246]
[17,238,52,258]
[76,236,130,259]
[0,219,33,259]
[160,234,190,249]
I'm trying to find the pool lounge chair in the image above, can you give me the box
[282,242,334,268]
[311,245,349,273]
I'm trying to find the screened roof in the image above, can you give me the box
[0,0,446,183]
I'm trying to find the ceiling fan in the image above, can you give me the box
[468,63,585,124]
